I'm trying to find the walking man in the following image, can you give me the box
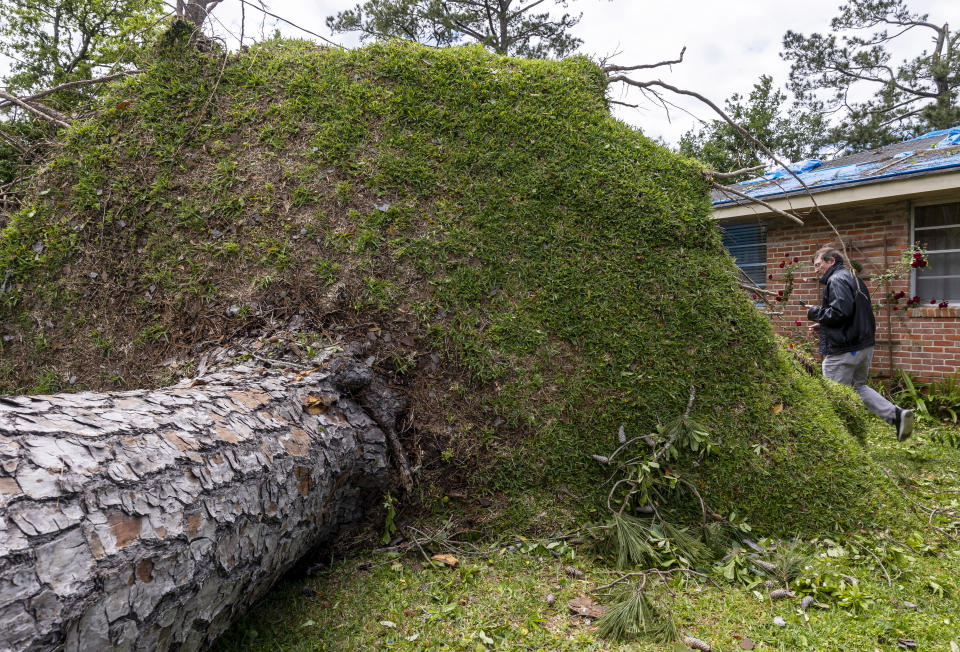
[805,246,913,441]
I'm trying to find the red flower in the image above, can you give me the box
[793,257,799,263]
[913,295,919,302]
[893,306,899,311]
[779,261,785,268]
[931,299,937,304]
[920,260,928,268]
[768,274,773,280]
[914,252,923,259]
[940,301,949,308]
[795,320,801,326]
[752,294,757,299]
[778,290,784,296]
[911,261,919,268]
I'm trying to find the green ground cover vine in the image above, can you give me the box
[1,30,907,538]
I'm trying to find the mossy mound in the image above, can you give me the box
[0,35,905,533]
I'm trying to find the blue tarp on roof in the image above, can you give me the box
[713,124,960,206]
[907,126,960,142]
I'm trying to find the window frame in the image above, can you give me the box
[910,197,960,302]
[720,221,767,289]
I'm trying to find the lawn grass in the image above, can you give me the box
[217,418,960,651]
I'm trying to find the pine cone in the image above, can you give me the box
[769,589,796,600]
[684,635,712,651]
[800,595,815,611]
[753,559,778,574]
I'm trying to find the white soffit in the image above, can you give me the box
[712,169,960,221]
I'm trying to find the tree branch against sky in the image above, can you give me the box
[0,0,164,183]
[0,0,164,101]
[678,75,827,179]
[325,0,590,58]
[782,0,959,152]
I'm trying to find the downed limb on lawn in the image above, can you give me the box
[0,354,399,651]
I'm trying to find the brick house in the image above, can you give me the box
[712,127,960,380]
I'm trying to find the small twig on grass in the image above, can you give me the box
[851,539,892,587]
[878,466,958,541]
[591,567,718,594]
[410,533,434,566]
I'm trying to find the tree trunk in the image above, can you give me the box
[0,354,400,651]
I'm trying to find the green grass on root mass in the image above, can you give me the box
[0,33,905,533]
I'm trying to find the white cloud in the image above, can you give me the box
[4,0,955,148]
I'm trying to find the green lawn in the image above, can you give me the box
[218,419,960,651]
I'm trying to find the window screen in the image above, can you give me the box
[721,223,767,288]
[914,201,960,301]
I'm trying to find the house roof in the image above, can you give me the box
[711,126,960,219]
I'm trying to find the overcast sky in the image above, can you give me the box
[3,1,955,148]
[204,0,955,148]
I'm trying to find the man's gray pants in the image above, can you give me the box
[821,346,896,424]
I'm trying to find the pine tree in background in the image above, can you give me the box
[326,0,588,59]
[678,75,827,178]
[782,0,960,153]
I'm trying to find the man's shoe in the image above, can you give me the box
[896,408,914,442]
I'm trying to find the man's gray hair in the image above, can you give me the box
[813,245,844,265]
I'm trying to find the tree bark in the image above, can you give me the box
[0,354,400,651]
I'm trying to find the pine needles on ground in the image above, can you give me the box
[610,513,660,569]
[595,589,679,642]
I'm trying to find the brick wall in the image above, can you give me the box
[756,198,960,381]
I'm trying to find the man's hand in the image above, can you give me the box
[808,323,820,333]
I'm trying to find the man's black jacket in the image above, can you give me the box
[806,260,876,355]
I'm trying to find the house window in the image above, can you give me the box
[913,200,960,301]
[721,223,767,288]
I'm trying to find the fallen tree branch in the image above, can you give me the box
[708,179,804,225]
[0,91,70,128]
[704,164,765,180]
[651,386,696,464]
[0,72,140,110]
[606,75,848,258]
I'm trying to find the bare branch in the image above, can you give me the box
[608,75,849,259]
[0,71,139,110]
[708,179,804,225]
[602,47,685,74]
[704,165,765,180]
[0,91,70,128]
[236,0,344,48]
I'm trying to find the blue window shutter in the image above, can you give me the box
[720,223,767,288]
